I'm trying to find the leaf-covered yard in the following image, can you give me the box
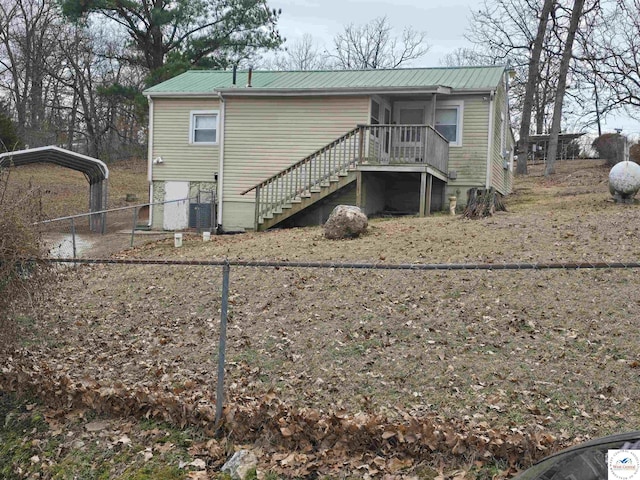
[3,159,640,479]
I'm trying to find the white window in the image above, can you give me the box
[435,101,463,147]
[190,111,219,144]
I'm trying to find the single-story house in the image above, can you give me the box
[143,66,514,232]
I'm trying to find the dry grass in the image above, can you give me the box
[7,158,640,477]
[1,158,147,221]
[0,168,55,355]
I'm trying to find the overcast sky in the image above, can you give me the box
[272,0,477,67]
[271,0,638,136]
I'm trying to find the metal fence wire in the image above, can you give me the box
[38,197,215,259]
[40,256,640,433]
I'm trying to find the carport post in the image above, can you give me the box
[215,261,230,432]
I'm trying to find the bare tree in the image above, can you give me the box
[0,0,146,160]
[272,34,332,70]
[515,0,556,175]
[331,16,429,69]
[260,17,429,72]
[467,0,563,144]
[565,54,617,136]
[467,0,612,174]
[439,47,489,67]
[545,0,589,176]
[57,24,146,160]
[0,0,66,147]
[583,0,640,122]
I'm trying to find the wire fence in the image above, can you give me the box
[39,255,640,434]
[38,197,217,259]
[5,248,640,474]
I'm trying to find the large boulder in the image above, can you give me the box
[609,160,640,203]
[324,205,368,239]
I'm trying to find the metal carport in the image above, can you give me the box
[0,146,109,232]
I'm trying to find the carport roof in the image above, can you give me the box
[0,146,109,183]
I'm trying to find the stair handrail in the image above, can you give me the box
[241,123,449,230]
[241,124,449,197]
[240,125,363,196]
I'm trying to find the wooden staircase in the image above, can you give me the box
[242,124,450,230]
[259,171,356,230]
[242,126,364,231]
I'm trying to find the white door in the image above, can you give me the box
[394,103,427,162]
[163,181,189,230]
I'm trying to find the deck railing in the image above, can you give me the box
[366,124,449,172]
[242,124,449,228]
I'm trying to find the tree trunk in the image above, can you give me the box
[463,187,506,219]
[516,0,555,176]
[594,83,602,137]
[67,89,78,151]
[545,0,585,176]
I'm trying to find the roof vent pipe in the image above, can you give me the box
[247,67,252,88]
[232,65,237,87]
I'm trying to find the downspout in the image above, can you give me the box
[216,92,226,232]
[147,96,154,227]
[485,90,495,189]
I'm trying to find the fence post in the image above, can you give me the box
[215,261,230,433]
[130,207,138,248]
[70,217,77,261]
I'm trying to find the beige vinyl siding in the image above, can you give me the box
[446,95,490,196]
[222,96,370,230]
[151,98,220,182]
[489,82,513,195]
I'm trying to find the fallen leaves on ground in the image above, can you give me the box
[3,159,639,478]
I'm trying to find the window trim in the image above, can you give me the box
[435,100,464,147]
[189,110,220,145]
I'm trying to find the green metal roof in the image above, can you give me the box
[144,66,506,96]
